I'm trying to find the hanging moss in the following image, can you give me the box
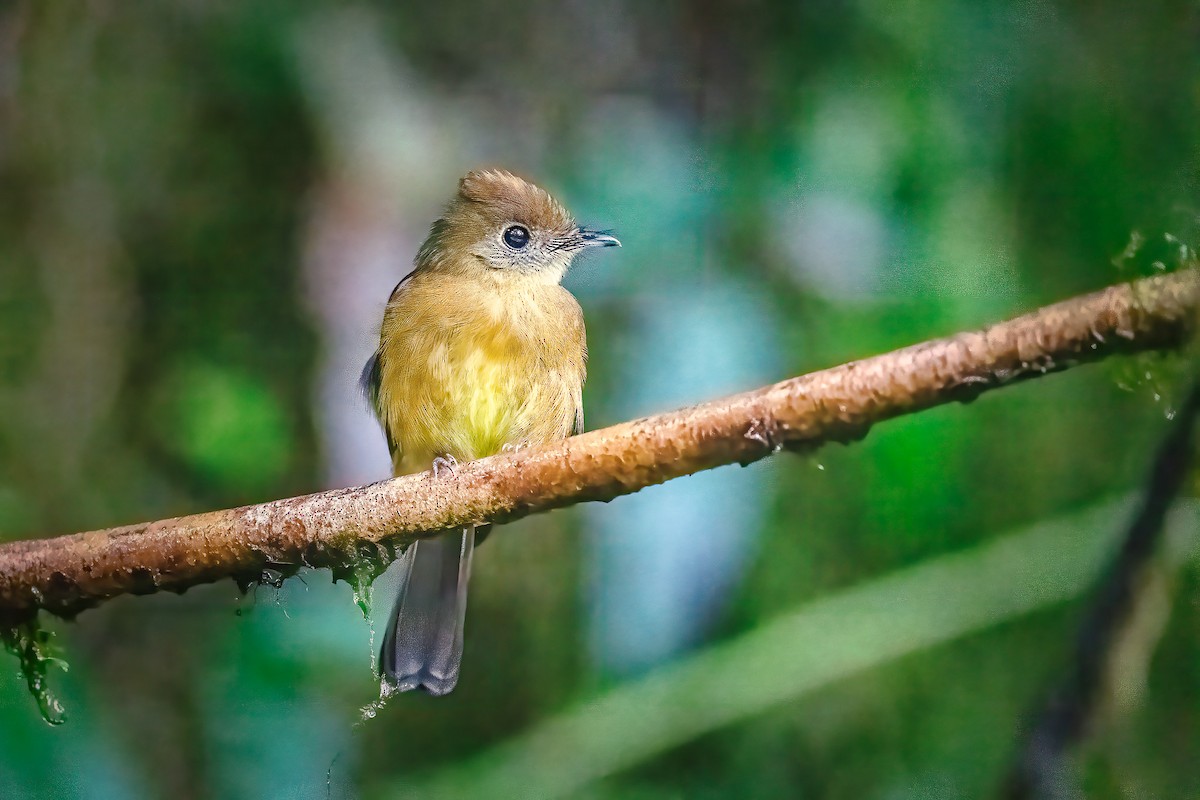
[1,615,67,726]
[327,538,403,620]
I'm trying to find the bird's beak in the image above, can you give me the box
[578,228,621,248]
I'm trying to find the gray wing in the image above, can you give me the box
[362,272,418,458]
[360,351,382,412]
[360,350,399,457]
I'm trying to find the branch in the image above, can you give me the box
[1,270,1196,619]
[1004,377,1200,798]
[402,498,1198,800]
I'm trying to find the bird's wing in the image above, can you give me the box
[360,350,382,411]
[361,351,399,457]
[386,271,417,303]
[361,272,417,458]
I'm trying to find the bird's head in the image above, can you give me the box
[416,169,620,282]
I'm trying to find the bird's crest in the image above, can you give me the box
[455,169,575,233]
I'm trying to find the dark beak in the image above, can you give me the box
[578,228,621,248]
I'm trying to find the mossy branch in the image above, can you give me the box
[0,270,1196,619]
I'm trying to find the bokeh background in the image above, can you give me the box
[1,2,1198,798]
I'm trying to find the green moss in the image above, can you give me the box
[1,615,67,726]
[327,539,402,619]
[1112,230,1196,279]
[1108,230,1198,418]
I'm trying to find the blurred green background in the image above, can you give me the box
[0,2,1198,798]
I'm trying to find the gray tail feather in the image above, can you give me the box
[379,526,475,696]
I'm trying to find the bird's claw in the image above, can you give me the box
[501,442,528,454]
[432,455,458,477]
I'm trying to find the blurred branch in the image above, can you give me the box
[398,499,1200,800]
[1004,378,1200,799]
[0,269,1196,619]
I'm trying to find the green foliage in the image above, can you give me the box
[148,360,294,494]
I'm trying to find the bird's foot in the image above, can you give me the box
[431,454,458,477]
[501,442,529,454]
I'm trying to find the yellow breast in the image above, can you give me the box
[375,270,586,475]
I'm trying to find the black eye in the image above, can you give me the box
[503,225,530,249]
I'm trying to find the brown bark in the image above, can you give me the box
[1,270,1196,619]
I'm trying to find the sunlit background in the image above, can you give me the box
[1,2,1198,798]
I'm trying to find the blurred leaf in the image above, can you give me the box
[399,498,1198,800]
[149,359,293,494]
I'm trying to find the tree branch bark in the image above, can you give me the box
[1,270,1196,619]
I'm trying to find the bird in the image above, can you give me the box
[362,169,620,696]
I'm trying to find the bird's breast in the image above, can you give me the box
[377,275,585,474]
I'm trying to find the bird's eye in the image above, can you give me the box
[503,225,530,249]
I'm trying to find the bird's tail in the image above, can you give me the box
[379,525,475,697]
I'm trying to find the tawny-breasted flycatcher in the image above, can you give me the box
[363,169,619,696]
